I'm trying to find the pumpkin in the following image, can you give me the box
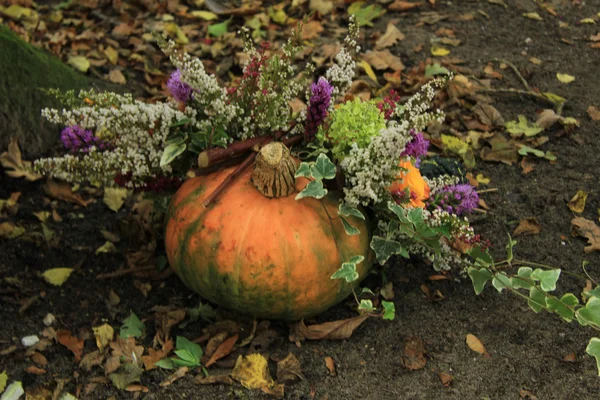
[164,142,373,320]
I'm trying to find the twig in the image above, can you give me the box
[202,152,257,208]
[96,266,154,279]
[476,188,498,194]
[197,136,271,168]
[491,58,530,91]
[478,88,555,106]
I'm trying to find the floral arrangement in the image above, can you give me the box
[34,18,483,301]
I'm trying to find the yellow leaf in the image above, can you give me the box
[0,137,42,181]
[68,55,90,73]
[556,73,575,83]
[43,268,74,286]
[309,0,333,15]
[580,18,596,24]
[92,324,114,351]
[103,188,129,212]
[523,12,542,21]
[466,333,490,357]
[476,174,490,185]
[375,22,405,49]
[358,60,378,83]
[96,241,117,255]
[431,45,450,57]
[33,211,51,222]
[189,10,219,20]
[0,222,25,239]
[231,354,274,389]
[568,190,588,214]
[104,47,119,65]
[107,69,126,84]
[0,370,7,393]
[529,57,542,65]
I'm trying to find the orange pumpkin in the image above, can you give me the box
[164,143,373,320]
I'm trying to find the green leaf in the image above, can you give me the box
[120,311,145,339]
[467,267,493,295]
[546,293,578,322]
[512,267,533,290]
[425,63,450,77]
[357,287,374,296]
[576,297,600,327]
[1,381,24,400]
[407,208,424,226]
[160,142,186,167]
[585,286,600,300]
[441,134,476,168]
[0,370,6,393]
[169,118,192,128]
[505,234,516,264]
[338,203,365,220]
[528,286,546,313]
[349,255,365,265]
[310,153,336,180]
[586,337,600,375]
[176,336,203,363]
[109,363,143,389]
[492,273,513,292]
[208,18,231,37]
[341,217,360,235]
[295,162,312,178]
[295,180,327,200]
[382,301,395,321]
[531,269,561,292]
[505,115,543,137]
[181,302,217,328]
[348,2,386,27]
[358,299,375,313]
[388,203,409,224]
[518,145,556,161]
[370,236,407,265]
[174,349,197,364]
[331,263,359,283]
[467,247,493,267]
[154,358,175,369]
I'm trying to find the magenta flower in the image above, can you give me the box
[429,183,479,216]
[305,77,334,142]
[167,69,194,103]
[401,130,429,163]
[61,126,105,152]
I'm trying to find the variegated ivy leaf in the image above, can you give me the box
[295,162,312,178]
[576,297,600,328]
[511,267,533,290]
[341,217,360,235]
[528,286,546,313]
[585,338,600,375]
[310,153,336,180]
[531,268,561,292]
[370,236,407,265]
[382,301,396,321]
[160,142,186,167]
[467,267,493,295]
[358,299,375,313]
[295,180,327,200]
[338,203,365,220]
[331,262,359,283]
[546,293,578,322]
[492,273,513,292]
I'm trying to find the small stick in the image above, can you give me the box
[476,188,499,194]
[202,152,257,208]
[491,58,530,91]
[96,266,154,279]
[197,136,270,168]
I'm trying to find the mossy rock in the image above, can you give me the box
[0,25,117,157]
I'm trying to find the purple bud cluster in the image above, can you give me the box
[166,69,194,103]
[429,183,479,216]
[61,125,105,152]
[305,77,334,142]
[401,129,429,163]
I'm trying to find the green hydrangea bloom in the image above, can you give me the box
[324,98,386,161]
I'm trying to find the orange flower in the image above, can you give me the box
[389,160,430,208]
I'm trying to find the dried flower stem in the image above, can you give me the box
[197,136,272,168]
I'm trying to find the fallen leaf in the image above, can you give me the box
[513,218,541,237]
[262,383,285,398]
[42,268,73,286]
[29,352,48,367]
[79,350,105,371]
[205,335,238,367]
[529,57,542,65]
[290,315,369,341]
[556,73,575,83]
[133,280,152,297]
[389,1,421,11]
[301,20,324,40]
[438,371,453,387]
[0,222,25,239]
[480,136,519,165]
[380,281,394,300]
[536,109,561,129]
[45,180,91,207]
[523,12,542,21]
[401,336,427,370]
[96,241,117,255]
[466,334,491,358]
[160,366,189,387]
[324,356,336,376]
[108,69,126,84]
[568,190,588,214]
[195,375,234,385]
[57,330,84,362]
[505,115,543,137]
[276,353,305,383]
[362,50,404,71]
[189,10,219,20]
[431,44,450,56]
[68,55,91,72]
[24,366,46,375]
[375,22,405,50]
[309,0,333,15]
[563,352,576,362]
[110,363,143,389]
[358,60,378,83]
[571,217,600,253]
[473,103,504,127]
[520,157,536,174]
[0,137,42,181]
[519,389,538,399]
[587,106,600,121]
[93,324,114,351]
[142,339,174,370]
[230,353,274,389]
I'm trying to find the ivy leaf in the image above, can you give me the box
[370,236,407,265]
[584,286,600,300]
[546,293,578,322]
[295,162,312,178]
[585,338,600,375]
[576,297,600,327]
[531,268,561,292]
[349,255,365,265]
[468,247,493,267]
[492,273,513,292]
[382,301,396,321]
[505,115,543,137]
[338,203,365,220]
[160,142,186,167]
[512,267,533,290]
[341,217,360,235]
[120,311,145,339]
[208,18,231,37]
[467,267,493,295]
[357,287,374,296]
[330,263,359,283]
[407,208,424,226]
[358,299,375,313]
[528,287,546,313]
[295,180,327,200]
[388,203,409,223]
[310,153,336,180]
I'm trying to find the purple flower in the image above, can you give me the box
[401,130,429,163]
[429,183,479,216]
[167,69,194,103]
[61,126,105,152]
[305,77,334,142]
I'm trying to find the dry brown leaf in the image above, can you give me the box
[29,351,48,367]
[536,109,561,129]
[519,389,538,399]
[80,350,105,371]
[24,365,46,375]
[587,106,600,121]
[389,0,422,11]
[142,339,174,370]
[57,330,84,362]
[466,333,491,358]
[290,315,369,341]
[276,352,304,383]
[45,180,92,207]
[567,190,588,214]
[125,384,149,392]
[563,352,576,362]
[401,337,427,370]
[160,366,189,387]
[152,306,186,342]
[438,371,453,387]
[0,137,42,181]
[480,136,519,165]
[301,20,324,40]
[194,375,234,385]
[513,218,541,237]
[205,334,238,368]
[473,103,504,127]
[571,217,600,253]
[262,383,285,399]
[375,22,405,50]
[324,356,336,376]
[362,50,404,71]
[520,157,536,174]
[108,69,126,84]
